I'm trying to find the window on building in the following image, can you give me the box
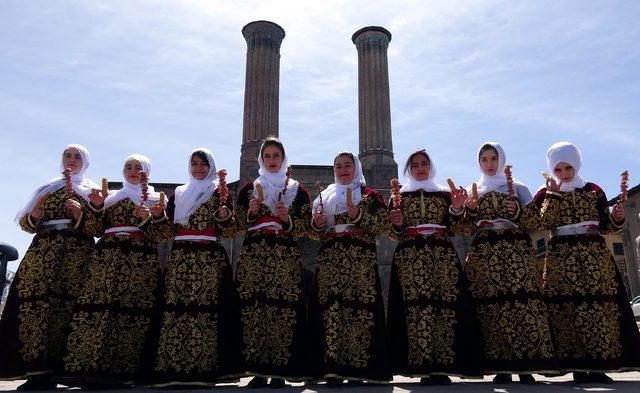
[613,242,625,256]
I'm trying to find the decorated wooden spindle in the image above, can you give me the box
[472,182,479,200]
[255,183,264,203]
[63,168,73,196]
[216,169,229,205]
[159,191,166,209]
[390,178,401,209]
[139,171,149,206]
[279,166,291,202]
[316,181,325,214]
[619,170,630,204]
[100,178,109,198]
[446,178,457,193]
[504,164,515,196]
[346,188,352,207]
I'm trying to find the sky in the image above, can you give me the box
[1,0,639,271]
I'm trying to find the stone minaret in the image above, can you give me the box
[352,26,398,191]
[239,20,285,185]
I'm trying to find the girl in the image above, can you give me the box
[235,137,311,388]
[149,148,239,387]
[536,141,640,383]
[0,144,101,390]
[309,151,389,386]
[63,154,168,387]
[387,150,482,384]
[463,142,555,384]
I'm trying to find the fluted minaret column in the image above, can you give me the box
[352,26,397,191]
[240,20,285,184]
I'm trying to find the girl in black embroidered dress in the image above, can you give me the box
[309,152,390,386]
[0,144,101,391]
[463,142,555,384]
[535,142,640,383]
[62,154,167,387]
[148,148,239,387]
[386,150,482,384]
[234,137,311,388]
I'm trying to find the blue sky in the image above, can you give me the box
[2,0,639,271]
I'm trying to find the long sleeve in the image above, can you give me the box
[287,185,311,239]
[356,187,389,237]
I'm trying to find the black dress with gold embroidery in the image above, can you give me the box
[463,191,556,374]
[535,183,640,372]
[308,186,390,383]
[386,190,482,378]
[234,181,311,381]
[148,190,240,386]
[0,188,99,380]
[63,198,167,385]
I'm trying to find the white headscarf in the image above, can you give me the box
[104,154,159,209]
[400,150,449,193]
[473,142,532,204]
[545,142,587,192]
[312,152,366,227]
[253,140,299,213]
[173,148,219,225]
[15,144,97,223]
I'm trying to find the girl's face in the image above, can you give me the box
[334,155,356,185]
[262,145,283,173]
[410,154,430,181]
[62,148,83,174]
[124,160,143,184]
[190,155,210,180]
[553,162,575,183]
[479,149,499,176]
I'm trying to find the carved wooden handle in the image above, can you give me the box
[447,178,457,193]
[346,188,352,207]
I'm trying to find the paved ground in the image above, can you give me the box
[3,373,640,392]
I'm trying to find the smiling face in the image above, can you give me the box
[190,154,210,180]
[553,162,576,183]
[262,145,284,173]
[334,154,356,185]
[62,148,83,174]
[124,160,143,184]
[410,153,430,181]
[479,148,499,176]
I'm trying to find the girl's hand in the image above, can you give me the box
[313,213,326,230]
[546,177,563,192]
[65,199,82,220]
[465,196,478,211]
[150,203,164,219]
[276,201,289,223]
[390,209,403,227]
[612,203,625,222]
[451,187,467,210]
[347,205,360,220]
[217,206,230,220]
[88,188,107,208]
[136,204,151,220]
[29,207,44,223]
[506,200,518,217]
[249,197,260,217]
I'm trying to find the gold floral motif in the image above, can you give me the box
[164,248,224,306]
[17,301,48,363]
[317,241,378,304]
[544,241,618,296]
[241,305,297,366]
[399,192,449,228]
[236,239,302,302]
[406,306,456,366]
[465,232,542,297]
[323,303,374,368]
[475,300,555,360]
[547,302,621,360]
[395,241,459,302]
[155,312,219,373]
[65,311,152,375]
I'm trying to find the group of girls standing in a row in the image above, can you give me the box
[1,138,639,391]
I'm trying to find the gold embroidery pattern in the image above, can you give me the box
[241,305,297,366]
[65,311,152,375]
[406,306,456,366]
[17,301,47,363]
[78,238,158,309]
[400,192,449,228]
[236,239,302,302]
[164,248,224,306]
[324,303,374,368]
[316,242,378,304]
[544,241,617,296]
[476,191,516,221]
[395,241,459,302]
[465,232,542,297]
[546,302,621,360]
[475,300,554,360]
[155,312,219,373]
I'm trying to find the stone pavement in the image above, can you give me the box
[3,373,640,392]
